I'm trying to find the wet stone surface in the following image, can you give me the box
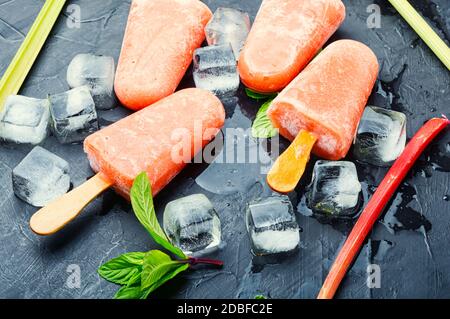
[0,0,449,298]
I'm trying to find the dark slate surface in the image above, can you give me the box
[0,0,449,299]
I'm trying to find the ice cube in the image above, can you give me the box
[205,7,251,59]
[246,195,300,256]
[12,146,70,207]
[353,106,407,166]
[49,86,99,144]
[307,161,362,217]
[66,53,116,110]
[0,95,50,144]
[163,194,221,256]
[193,44,240,96]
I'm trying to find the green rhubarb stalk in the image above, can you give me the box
[388,0,450,70]
[0,0,67,111]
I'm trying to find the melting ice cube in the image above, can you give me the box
[307,161,362,217]
[163,194,221,256]
[246,195,300,256]
[193,44,240,96]
[66,53,116,110]
[0,95,50,144]
[12,146,71,207]
[353,106,407,166]
[49,86,99,144]
[205,7,251,59]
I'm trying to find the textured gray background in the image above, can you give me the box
[0,0,449,299]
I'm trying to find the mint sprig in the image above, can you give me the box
[130,173,186,259]
[245,87,279,139]
[245,88,277,100]
[98,172,223,299]
[251,99,278,138]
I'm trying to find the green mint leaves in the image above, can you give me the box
[98,252,145,286]
[140,250,189,299]
[98,172,222,299]
[130,173,186,259]
[245,88,279,139]
[245,88,277,101]
[252,99,278,138]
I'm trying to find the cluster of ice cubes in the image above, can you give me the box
[163,194,221,256]
[67,53,116,110]
[1,53,115,147]
[306,161,362,217]
[246,195,300,256]
[12,146,71,207]
[193,7,251,96]
[353,106,407,166]
[0,95,50,144]
[49,86,99,144]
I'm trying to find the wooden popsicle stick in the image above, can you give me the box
[30,173,113,236]
[267,130,317,193]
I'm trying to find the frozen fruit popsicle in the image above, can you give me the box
[266,40,378,193]
[115,0,212,110]
[268,40,379,161]
[238,0,345,93]
[30,88,225,235]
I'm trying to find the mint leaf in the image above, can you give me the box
[114,285,142,299]
[255,295,266,299]
[98,252,145,285]
[140,250,189,299]
[130,172,186,259]
[251,99,278,138]
[245,88,277,100]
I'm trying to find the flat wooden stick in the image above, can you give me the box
[30,173,112,236]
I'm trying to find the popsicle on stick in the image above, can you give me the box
[115,0,212,110]
[30,88,225,235]
[266,40,379,192]
[238,0,345,93]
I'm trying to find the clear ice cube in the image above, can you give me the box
[353,106,407,166]
[66,53,116,110]
[0,95,50,144]
[163,194,221,256]
[205,7,251,59]
[12,146,71,207]
[49,86,99,144]
[246,195,300,256]
[307,161,362,217]
[193,44,240,96]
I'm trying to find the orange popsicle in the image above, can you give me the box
[115,0,212,110]
[30,88,225,235]
[267,40,379,160]
[238,0,345,93]
[85,88,225,198]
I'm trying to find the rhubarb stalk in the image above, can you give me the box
[318,117,449,299]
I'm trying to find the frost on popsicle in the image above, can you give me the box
[353,106,407,166]
[205,7,251,60]
[163,194,221,256]
[306,161,362,217]
[193,44,240,97]
[67,53,116,110]
[12,146,71,207]
[0,95,50,144]
[246,195,300,256]
[49,86,99,144]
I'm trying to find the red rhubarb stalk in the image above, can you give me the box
[318,117,449,299]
